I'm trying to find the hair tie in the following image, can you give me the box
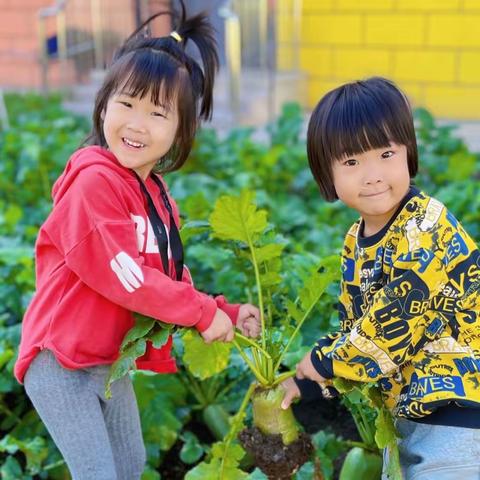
[169,31,182,43]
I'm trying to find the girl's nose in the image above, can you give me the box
[126,115,147,133]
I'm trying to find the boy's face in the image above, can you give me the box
[331,143,410,235]
[102,87,179,180]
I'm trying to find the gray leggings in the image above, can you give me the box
[24,350,146,480]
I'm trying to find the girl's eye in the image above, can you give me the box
[382,150,394,159]
[118,101,132,108]
[343,159,358,166]
[151,112,167,118]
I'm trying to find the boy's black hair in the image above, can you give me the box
[85,0,218,173]
[307,77,418,201]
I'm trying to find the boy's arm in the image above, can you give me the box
[310,247,450,383]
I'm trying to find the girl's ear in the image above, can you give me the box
[100,109,105,121]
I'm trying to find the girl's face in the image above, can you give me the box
[102,87,179,179]
[331,143,410,236]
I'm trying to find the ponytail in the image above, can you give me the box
[85,0,219,172]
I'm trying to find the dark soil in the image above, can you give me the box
[239,427,314,480]
[158,439,191,480]
[158,418,214,480]
[292,395,360,441]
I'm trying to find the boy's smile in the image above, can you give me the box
[332,143,411,237]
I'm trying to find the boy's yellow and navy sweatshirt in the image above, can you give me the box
[311,186,480,427]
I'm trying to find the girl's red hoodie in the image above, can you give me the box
[14,146,239,383]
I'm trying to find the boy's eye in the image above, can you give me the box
[382,150,394,158]
[118,101,132,108]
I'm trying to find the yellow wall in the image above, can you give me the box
[276,0,480,120]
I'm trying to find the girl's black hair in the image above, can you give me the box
[85,0,219,173]
[307,77,418,201]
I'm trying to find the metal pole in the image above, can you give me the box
[37,15,48,93]
[0,89,10,130]
[293,0,302,71]
[225,14,241,114]
[56,9,68,90]
[91,0,104,70]
[259,0,268,70]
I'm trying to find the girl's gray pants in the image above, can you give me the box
[24,349,146,480]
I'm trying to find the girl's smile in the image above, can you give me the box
[102,90,179,180]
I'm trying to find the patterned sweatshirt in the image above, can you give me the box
[311,187,480,423]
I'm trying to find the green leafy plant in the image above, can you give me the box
[186,190,339,479]
[333,379,401,480]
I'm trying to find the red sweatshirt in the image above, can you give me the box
[14,146,240,383]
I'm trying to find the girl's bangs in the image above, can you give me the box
[111,51,188,108]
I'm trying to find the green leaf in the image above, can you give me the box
[186,441,247,480]
[374,408,396,449]
[446,150,476,181]
[0,435,48,475]
[0,456,23,480]
[333,377,356,394]
[285,299,303,323]
[259,271,282,288]
[105,339,147,398]
[254,243,284,264]
[247,469,268,479]
[180,432,204,464]
[180,219,210,244]
[141,466,161,480]
[182,329,232,379]
[121,314,155,350]
[149,326,171,349]
[295,255,340,315]
[209,190,267,244]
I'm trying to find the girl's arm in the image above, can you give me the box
[45,168,218,332]
[181,265,240,323]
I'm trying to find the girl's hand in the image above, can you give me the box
[201,309,235,344]
[296,350,327,383]
[280,377,301,409]
[236,304,261,338]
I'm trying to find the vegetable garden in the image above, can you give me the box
[0,93,479,479]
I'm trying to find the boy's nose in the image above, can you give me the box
[364,172,382,185]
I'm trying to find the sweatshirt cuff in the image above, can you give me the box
[215,295,240,325]
[194,294,218,333]
[310,346,334,380]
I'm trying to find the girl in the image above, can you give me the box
[14,3,260,479]
[282,77,480,479]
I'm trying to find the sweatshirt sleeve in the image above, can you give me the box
[311,247,449,382]
[45,168,217,332]
[182,260,240,324]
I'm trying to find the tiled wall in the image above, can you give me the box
[277,0,480,119]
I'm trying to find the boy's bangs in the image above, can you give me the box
[113,51,187,109]
[324,95,405,162]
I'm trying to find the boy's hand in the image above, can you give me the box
[280,377,301,409]
[236,304,261,338]
[201,309,235,344]
[296,350,327,383]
